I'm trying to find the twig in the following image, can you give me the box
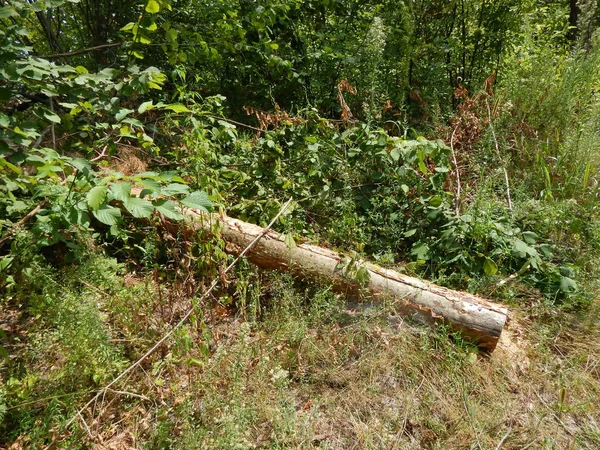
[90,145,108,162]
[61,198,293,434]
[450,124,462,216]
[0,202,46,247]
[49,98,56,149]
[486,99,512,212]
[76,410,93,439]
[494,426,512,450]
[105,388,153,402]
[205,115,265,133]
[41,41,124,60]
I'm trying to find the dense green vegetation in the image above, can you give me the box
[1,0,600,447]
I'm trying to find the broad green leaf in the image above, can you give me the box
[121,117,144,128]
[110,182,132,202]
[522,231,538,245]
[511,238,538,258]
[559,276,577,293]
[0,256,14,272]
[124,197,153,218]
[428,196,442,207]
[165,103,191,113]
[0,6,17,18]
[411,242,429,260]
[284,232,296,249]
[138,101,154,114]
[153,199,184,220]
[93,206,121,225]
[0,113,9,127]
[87,185,107,210]
[417,149,428,174]
[145,0,160,13]
[404,228,417,237]
[162,183,189,195]
[138,178,162,194]
[539,243,553,258]
[483,257,498,276]
[70,158,91,173]
[115,108,134,122]
[180,191,211,212]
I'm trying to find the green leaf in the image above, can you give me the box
[138,178,162,194]
[70,158,91,173]
[115,108,134,122]
[110,182,132,202]
[87,185,107,210]
[165,103,191,113]
[93,206,121,225]
[284,232,296,249]
[559,276,577,293]
[411,242,429,260]
[138,101,154,114]
[483,257,498,276]
[511,238,538,258]
[153,199,184,220]
[355,266,371,286]
[124,197,153,218]
[522,231,538,245]
[428,196,442,207]
[43,111,61,126]
[0,113,9,127]
[0,6,18,18]
[403,228,417,238]
[180,191,211,212]
[121,117,144,128]
[145,0,160,13]
[0,256,14,272]
[162,183,190,195]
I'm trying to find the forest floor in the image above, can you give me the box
[5,260,598,449]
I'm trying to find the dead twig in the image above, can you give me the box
[450,123,462,216]
[494,426,512,450]
[486,99,512,212]
[0,202,46,247]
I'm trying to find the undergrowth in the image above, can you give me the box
[2,258,599,448]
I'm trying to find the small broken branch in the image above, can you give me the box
[41,41,124,60]
[0,202,46,247]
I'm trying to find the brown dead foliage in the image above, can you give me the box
[106,146,149,176]
[244,104,304,134]
[337,79,358,124]
[441,74,498,201]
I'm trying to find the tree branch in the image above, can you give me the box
[41,41,124,60]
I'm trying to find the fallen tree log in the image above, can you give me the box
[187,211,508,351]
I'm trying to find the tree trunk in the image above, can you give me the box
[191,212,508,351]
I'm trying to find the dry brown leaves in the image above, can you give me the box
[244,104,304,134]
[337,79,358,124]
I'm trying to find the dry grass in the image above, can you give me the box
[4,271,599,449]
